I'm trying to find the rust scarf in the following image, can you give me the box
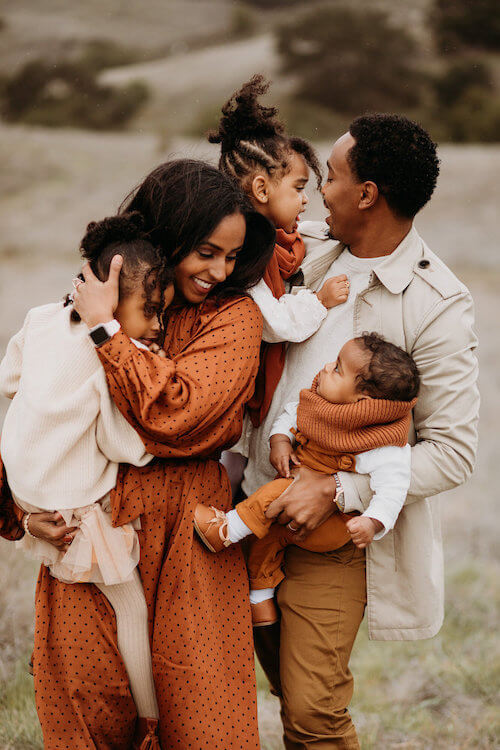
[294,375,416,474]
[247,229,306,428]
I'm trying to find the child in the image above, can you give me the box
[0,212,174,734]
[209,76,349,487]
[194,333,419,625]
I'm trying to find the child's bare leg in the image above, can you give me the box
[96,569,158,719]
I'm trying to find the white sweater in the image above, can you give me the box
[0,303,151,510]
[271,401,411,539]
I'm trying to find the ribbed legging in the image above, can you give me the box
[96,569,159,718]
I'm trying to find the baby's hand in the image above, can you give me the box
[269,434,300,478]
[316,275,349,309]
[345,516,384,549]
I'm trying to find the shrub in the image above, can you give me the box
[277,5,424,115]
[433,58,494,107]
[430,0,500,54]
[1,59,149,130]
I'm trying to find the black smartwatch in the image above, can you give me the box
[89,325,112,347]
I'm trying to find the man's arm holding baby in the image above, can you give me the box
[266,291,479,531]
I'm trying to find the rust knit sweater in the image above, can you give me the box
[294,376,416,474]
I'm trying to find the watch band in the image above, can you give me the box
[88,320,120,347]
[333,473,345,511]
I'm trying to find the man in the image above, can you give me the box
[243,114,479,749]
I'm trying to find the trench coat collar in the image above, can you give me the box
[371,225,423,295]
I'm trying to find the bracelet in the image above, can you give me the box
[333,473,345,512]
[23,513,37,539]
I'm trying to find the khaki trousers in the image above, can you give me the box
[276,542,366,749]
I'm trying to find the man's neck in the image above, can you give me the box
[349,219,413,259]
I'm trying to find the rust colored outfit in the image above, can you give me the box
[0,295,263,750]
[239,380,415,590]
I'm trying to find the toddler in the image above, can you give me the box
[0,212,174,725]
[194,333,418,625]
[210,76,349,489]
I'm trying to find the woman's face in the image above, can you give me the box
[174,212,247,303]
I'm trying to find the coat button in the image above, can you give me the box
[418,259,430,269]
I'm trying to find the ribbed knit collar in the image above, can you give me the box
[296,376,416,454]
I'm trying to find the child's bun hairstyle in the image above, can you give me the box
[355,332,420,402]
[208,74,322,190]
[68,211,174,323]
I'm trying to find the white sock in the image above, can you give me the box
[226,509,252,543]
[249,587,275,604]
[96,569,159,719]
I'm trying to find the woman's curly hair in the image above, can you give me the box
[348,114,440,219]
[208,74,322,190]
[67,212,174,325]
[354,332,420,402]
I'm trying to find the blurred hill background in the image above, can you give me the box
[0,1,499,748]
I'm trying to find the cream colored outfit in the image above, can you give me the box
[0,302,152,585]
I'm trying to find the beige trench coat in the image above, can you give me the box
[294,221,479,641]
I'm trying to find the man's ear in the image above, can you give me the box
[251,174,270,205]
[358,181,379,211]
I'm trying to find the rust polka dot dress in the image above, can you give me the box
[0,295,263,750]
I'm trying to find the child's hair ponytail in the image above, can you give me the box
[66,211,174,324]
[208,74,322,190]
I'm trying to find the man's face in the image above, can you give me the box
[321,132,362,244]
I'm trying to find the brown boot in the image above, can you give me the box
[132,717,161,750]
[253,622,282,697]
[251,597,279,627]
[193,504,232,553]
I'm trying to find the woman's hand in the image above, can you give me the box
[265,465,336,540]
[72,255,123,328]
[25,512,77,553]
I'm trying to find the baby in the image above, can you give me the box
[194,333,419,625]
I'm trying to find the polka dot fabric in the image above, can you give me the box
[1,295,263,748]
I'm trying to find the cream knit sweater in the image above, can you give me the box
[0,303,151,510]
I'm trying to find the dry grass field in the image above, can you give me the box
[0,123,499,749]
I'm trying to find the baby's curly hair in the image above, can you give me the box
[67,212,174,325]
[348,114,440,219]
[355,332,420,402]
[208,74,322,191]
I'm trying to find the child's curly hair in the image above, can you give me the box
[208,74,322,191]
[355,333,420,402]
[67,212,174,326]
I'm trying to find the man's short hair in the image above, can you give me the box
[348,114,440,219]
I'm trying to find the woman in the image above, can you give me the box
[0,160,275,749]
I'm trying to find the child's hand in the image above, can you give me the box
[269,434,300,478]
[316,275,349,309]
[345,516,384,549]
[148,342,167,357]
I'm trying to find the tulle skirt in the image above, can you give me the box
[16,495,140,585]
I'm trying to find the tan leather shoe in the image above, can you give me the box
[193,504,232,553]
[251,598,279,627]
[132,717,161,749]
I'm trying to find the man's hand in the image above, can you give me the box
[265,465,336,540]
[25,511,78,553]
[72,255,123,328]
[269,434,300,478]
[346,516,384,549]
